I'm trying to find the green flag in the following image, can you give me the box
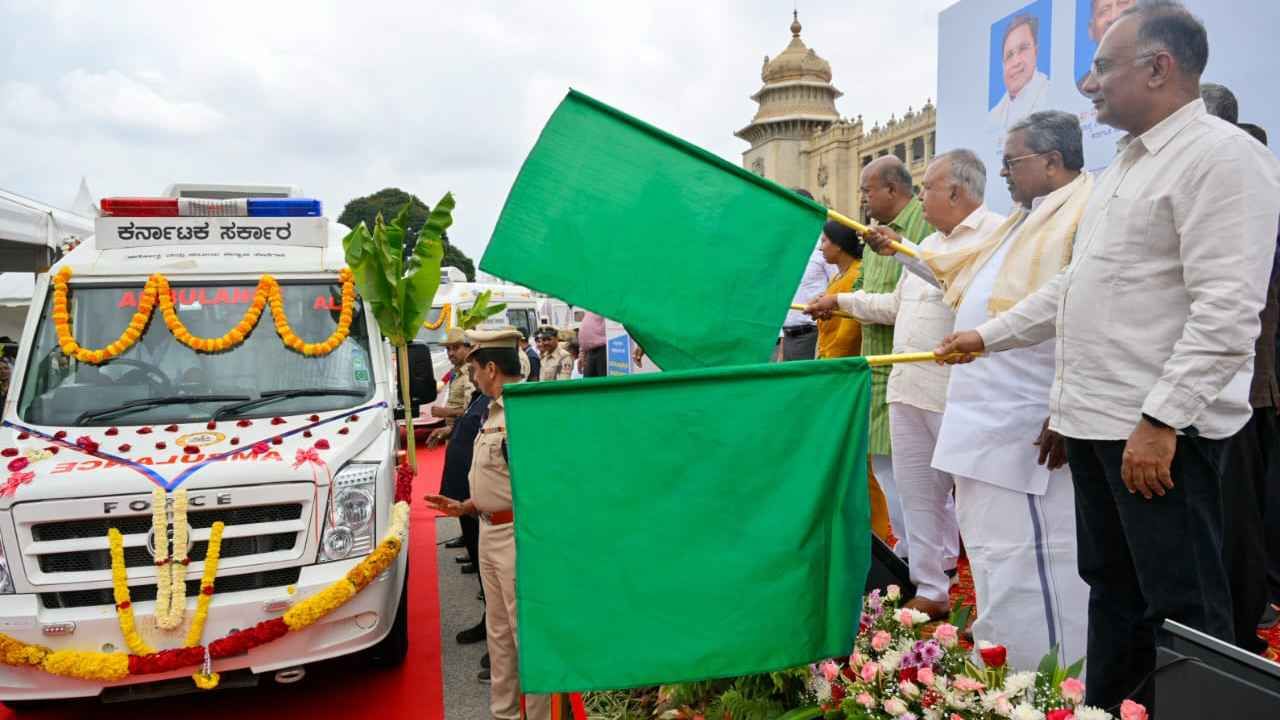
[503,357,872,692]
[480,89,827,371]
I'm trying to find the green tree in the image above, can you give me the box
[338,188,475,280]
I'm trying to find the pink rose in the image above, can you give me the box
[860,662,880,682]
[1060,677,1085,705]
[819,660,839,682]
[1120,700,1148,720]
[933,623,959,648]
[883,698,908,716]
[895,608,916,627]
[872,630,892,651]
[917,666,935,686]
[1047,710,1075,720]
[850,651,865,668]
[952,676,985,693]
[856,692,875,709]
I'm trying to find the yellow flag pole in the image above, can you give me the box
[826,209,920,259]
[865,351,981,366]
[789,303,856,320]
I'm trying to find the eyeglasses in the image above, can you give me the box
[1090,50,1160,79]
[1001,152,1049,171]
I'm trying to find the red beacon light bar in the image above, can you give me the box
[99,197,322,218]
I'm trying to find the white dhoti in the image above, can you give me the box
[931,219,1089,670]
[889,402,960,603]
[954,471,1089,669]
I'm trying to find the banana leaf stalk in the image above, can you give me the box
[342,193,455,471]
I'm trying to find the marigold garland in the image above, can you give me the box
[51,267,356,364]
[422,303,451,330]
[108,527,155,656]
[156,488,191,631]
[186,520,224,648]
[0,501,410,687]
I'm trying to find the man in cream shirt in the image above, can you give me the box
[808,150,1005,618]
[940,3,1280,708]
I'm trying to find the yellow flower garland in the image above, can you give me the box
[423,303,451,330]
[185,521,224,648]
[155,489,190,631]
[108,527,155,656]
[0,501,408,686]
[51,267,356,364]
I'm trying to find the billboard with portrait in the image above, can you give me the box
[987,0,1053,138]
[938,0,1280,215]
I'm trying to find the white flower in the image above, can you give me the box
[1010,704,1045,720]
[909,608,931,625]
[1075,707,1114,720]
[1003,671,1038,696]
[899,680,920,699]
[811,677,832,702]
[887,585,901,601]
[924,709,944,720]
[883,697,909,716]
[880,650,903,672]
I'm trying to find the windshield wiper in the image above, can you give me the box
[212,388,366,421]
[77,395,252,425]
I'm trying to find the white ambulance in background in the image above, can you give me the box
[0,184,427,706]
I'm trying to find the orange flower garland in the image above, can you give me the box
[422,303,451,331]
[52,267,356,364]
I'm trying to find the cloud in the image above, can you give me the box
[0,0,954,261]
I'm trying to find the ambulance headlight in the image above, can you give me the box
[319,462,378,563]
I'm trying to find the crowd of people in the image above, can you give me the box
[418,3,1279,718]
[803,2,1280,711]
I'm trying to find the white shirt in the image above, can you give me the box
[931,200,1063,495]
[977,99,1280,440]
[839,206,1006,414]
[989,70,1050,135]
[784,241,838,329]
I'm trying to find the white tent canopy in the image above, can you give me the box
[0,188,94,272]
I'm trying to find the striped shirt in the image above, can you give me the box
[852,197,933,454]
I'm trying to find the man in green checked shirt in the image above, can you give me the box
[854,156,955,568]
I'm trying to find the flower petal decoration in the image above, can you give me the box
[313,439,330,450]
[6,457,29,472]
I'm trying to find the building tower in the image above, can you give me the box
[735,12,842,190]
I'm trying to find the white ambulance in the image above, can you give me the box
[0,184,424,705]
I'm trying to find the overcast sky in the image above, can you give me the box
[0,0,953,262]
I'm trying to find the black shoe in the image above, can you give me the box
[444,537,465,549]
[477,668,491,684]
[460,563,478,574]
[480,653,490,669]
[456,620,486,645]
[455,555,471,565]
[1260,603,1280,630]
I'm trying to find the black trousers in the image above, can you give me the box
[460,514,480,568]
[1221,409,1276,653]
[583,346,607,377]
[1066,435,1233,711]
[1255,410,1280,606]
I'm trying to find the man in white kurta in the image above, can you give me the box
[808,150,1004,617]
[888,112,1092,668]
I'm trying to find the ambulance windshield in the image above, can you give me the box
[18,280,375,427]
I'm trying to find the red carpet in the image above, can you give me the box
[3,447,447,720]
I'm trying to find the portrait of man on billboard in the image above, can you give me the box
[989,6,1052,134]
[1075,0,1135,92]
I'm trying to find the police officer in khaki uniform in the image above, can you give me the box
[425,328,549,720]
[534,327,573,381]
[427,328,475,447]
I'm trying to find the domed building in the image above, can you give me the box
[736,12,937,219]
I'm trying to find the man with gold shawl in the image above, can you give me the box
[868,111,1092,669]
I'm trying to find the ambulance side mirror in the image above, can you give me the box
[405,342,437,415]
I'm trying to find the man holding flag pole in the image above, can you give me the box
[808,149,1006,619]
[867,110,1093,670]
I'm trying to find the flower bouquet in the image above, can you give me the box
[797,586,1148,720]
